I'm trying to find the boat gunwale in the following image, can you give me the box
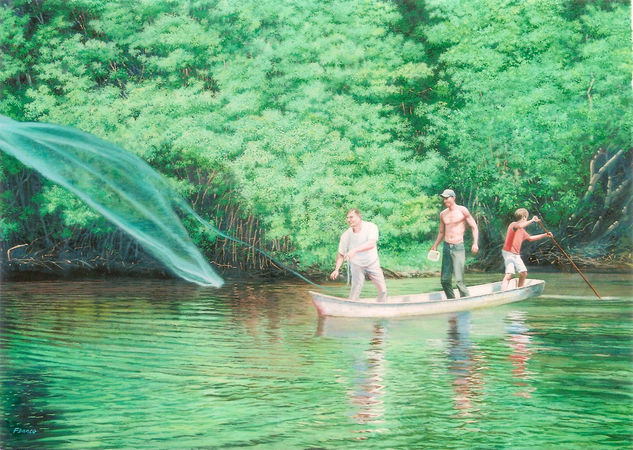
[309,279,545,309]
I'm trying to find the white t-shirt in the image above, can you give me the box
[338,221,380,267]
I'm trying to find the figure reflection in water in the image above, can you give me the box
[348,322,386,431]
[505,311,535,398]
[315,319,386,436]
[447,312,485,419]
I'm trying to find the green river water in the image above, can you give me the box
[1,272,632,448]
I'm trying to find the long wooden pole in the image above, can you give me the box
[537,221,602,299]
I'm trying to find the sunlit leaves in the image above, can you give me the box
[419,0,631,230]
[1,0,628,271]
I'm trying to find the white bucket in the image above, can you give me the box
[427,250,440,262]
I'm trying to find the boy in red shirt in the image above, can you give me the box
[502,208,552,290]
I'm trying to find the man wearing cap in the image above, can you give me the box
[430,189,479,299]
[330,209,388,302]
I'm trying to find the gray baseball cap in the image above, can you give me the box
[439,189,456,198]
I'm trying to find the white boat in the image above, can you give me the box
[309,279,545,318]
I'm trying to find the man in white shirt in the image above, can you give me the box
[330,209,388,302]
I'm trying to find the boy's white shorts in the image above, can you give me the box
[502,250,527,274]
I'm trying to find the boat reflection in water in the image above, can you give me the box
[315,308,535,434]
[447,312,485,419]
[316,318,386,437]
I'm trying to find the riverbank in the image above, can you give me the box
[2,251,630,283]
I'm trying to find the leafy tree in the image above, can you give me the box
[417,0,631,256]
[0,0,629,277]
[1,0,441,273]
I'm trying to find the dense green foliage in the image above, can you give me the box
[415,0,632,253]
[1,0,630,274]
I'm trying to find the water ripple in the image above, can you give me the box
[2,275,632,448]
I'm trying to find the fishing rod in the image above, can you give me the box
[537,220,602,299]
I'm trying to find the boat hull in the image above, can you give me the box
[309,279,544,318]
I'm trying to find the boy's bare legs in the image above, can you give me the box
[502,273,513,290]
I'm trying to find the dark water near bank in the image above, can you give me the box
[2,273,632,448]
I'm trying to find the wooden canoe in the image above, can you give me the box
[309,279,544,318]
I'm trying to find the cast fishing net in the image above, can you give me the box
[0,115,223,287]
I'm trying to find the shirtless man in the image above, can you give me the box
[430,189,479,299]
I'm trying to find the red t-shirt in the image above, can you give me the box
[503,224,530,254]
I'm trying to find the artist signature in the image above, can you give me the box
[13,427,37,435]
